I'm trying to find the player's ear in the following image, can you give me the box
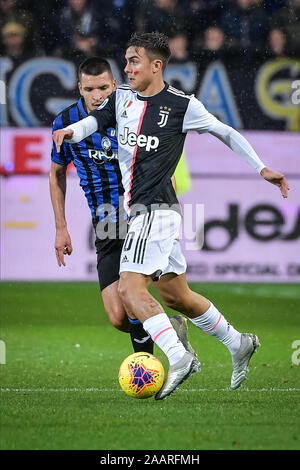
[112,78,117,91]
[152,59,163,74]
[78,81,83,96]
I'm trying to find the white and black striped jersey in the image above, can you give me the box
[68,82,265,216]
[90,82,220,215]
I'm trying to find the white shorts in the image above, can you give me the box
[119,210,187,280]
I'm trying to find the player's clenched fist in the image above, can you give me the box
[53,128,74,153]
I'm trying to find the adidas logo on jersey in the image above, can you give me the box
[121,110,128,118]
[119,127,159,151]
[121,255,129,263]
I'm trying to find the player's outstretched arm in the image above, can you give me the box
[52,115,98,152]
[183,97,290,199]
[260,167,290,198]
[49,161,73,266]
[207,120,290,199]
[211,123,291,198]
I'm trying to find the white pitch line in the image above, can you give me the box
[0,388,117,392]
[0,387,299,393]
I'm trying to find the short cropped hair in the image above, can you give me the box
[78,57,113,81]
[127,32,171,71]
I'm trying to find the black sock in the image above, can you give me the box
[128,318,154,354]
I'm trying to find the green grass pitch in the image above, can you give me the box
[0,282,299,450]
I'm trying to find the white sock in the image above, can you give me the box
[190,303,241,355]
[143,313,186,365]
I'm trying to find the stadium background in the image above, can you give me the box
[1,0,300,452]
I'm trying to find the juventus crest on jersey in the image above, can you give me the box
[90,82,219,215]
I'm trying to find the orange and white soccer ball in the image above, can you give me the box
[118,352,165,399]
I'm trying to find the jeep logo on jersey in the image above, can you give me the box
[119,127,159,151]
[158,106,171,127]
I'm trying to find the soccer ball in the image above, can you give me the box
[118,352,165,399]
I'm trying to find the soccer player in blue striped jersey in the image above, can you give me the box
[49,57,155,353]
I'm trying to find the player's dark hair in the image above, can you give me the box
[78,57,113,81]
[127,32,171,71]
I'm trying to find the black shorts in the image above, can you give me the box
[96,238,124,291]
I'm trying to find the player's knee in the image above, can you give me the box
[118,276,137,302]
[117,280,131,308]
[118,278,145,311]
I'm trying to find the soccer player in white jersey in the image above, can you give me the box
[53,32,290,400]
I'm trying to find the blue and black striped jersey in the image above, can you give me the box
[51,98,124,233]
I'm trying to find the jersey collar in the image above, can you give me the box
[137,82,169,101]
[77,97,88,117]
